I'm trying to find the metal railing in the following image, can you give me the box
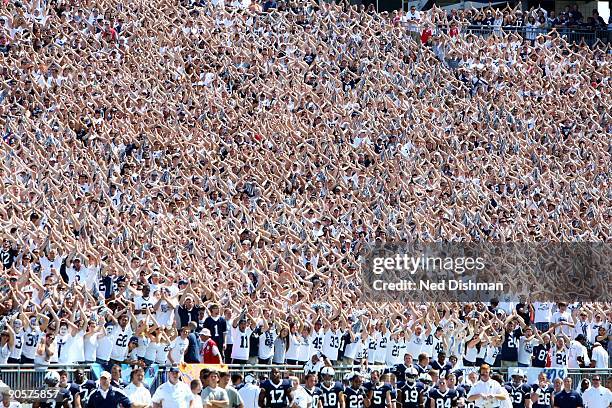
[1,364,611,394]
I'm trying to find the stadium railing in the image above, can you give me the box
[1,364,611,394]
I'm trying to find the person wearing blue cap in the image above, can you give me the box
[152,366,194,408]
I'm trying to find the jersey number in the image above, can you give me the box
[322,392,337,407]
[26,334,38,347]
[116,334,128,348]
[348,395,363,408]
[435,399,451,408]
[269,389,285,404]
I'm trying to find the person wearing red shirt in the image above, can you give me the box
[200,329,222,364]
[421,24,433,45]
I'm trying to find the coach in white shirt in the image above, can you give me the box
[582,376,612,408]
[152,366,194,408]
[466,364,508,407]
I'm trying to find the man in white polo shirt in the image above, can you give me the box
[152,366,195,408]
[466,364,509,407]
[581,375,612,408]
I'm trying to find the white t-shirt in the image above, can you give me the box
[0,343,10,364]
[466,379,506,407]
[285,334,301,361]
[582,386,612,408]
[152,381,194,408]
[57,333,74,364]
[551,345,568,368]
[591,345,609,368]
[552,310,573,336]
[110,325,134,361]
[292,386,314,408]
[238,383,260,408]
[322,329,342,361]
[343,335,361,361]
[258,329,277,360]
[308,329,324,357]
[22,328,42,359]
[84,333,98,361]
[10,331,24,360]
[169,337,189,364]
[125,383,153,407]
[567,341,590,368]
[518,337,537,365]
[405,333,425,359]
[39,256,63,281]
[156,300,175,327]
[134,296,157,321]
[374,332,390,363]
[231,327,252,360]
[532,302,553,323]
[156,342,171,365]
[97,330,115,361]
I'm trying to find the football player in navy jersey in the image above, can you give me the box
[431,353,453,380]
[428,378,459,408]
[344,374,367,408]
[68,368,97,408]
[444,374,465,400]
[390,353,414,383]
[319,367,345,408]
[397,367,425,408]
[259,368,292,408]
[418,374,434,408]
[457,383,475,408]
[414,354,432,375]
[503,369,532,408]
[530,372,554,408]
[303,373,323,408]
[364,371,392,408]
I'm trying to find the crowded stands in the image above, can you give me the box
[0,0,611,406]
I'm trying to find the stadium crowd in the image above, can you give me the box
[0,0,611,389]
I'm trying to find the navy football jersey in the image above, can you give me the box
[37,387,72,408]
[430,361,453,379]
[305,386,322,408]
[459,384,475,408]
[531,343,550,368]
[531,384,554,408]
[504,383,532,408]
[428,388,458,408]
[345,386,367,408]
[320,382,344,408]
[390,364,411,382]
[397,381,425,408]
[260,379,291,408]
[367,383,392,408]
[68,380,97,405]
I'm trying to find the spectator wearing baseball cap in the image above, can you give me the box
[151,366,193,408]
[88,370,132,408]
[199,328,222,364]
